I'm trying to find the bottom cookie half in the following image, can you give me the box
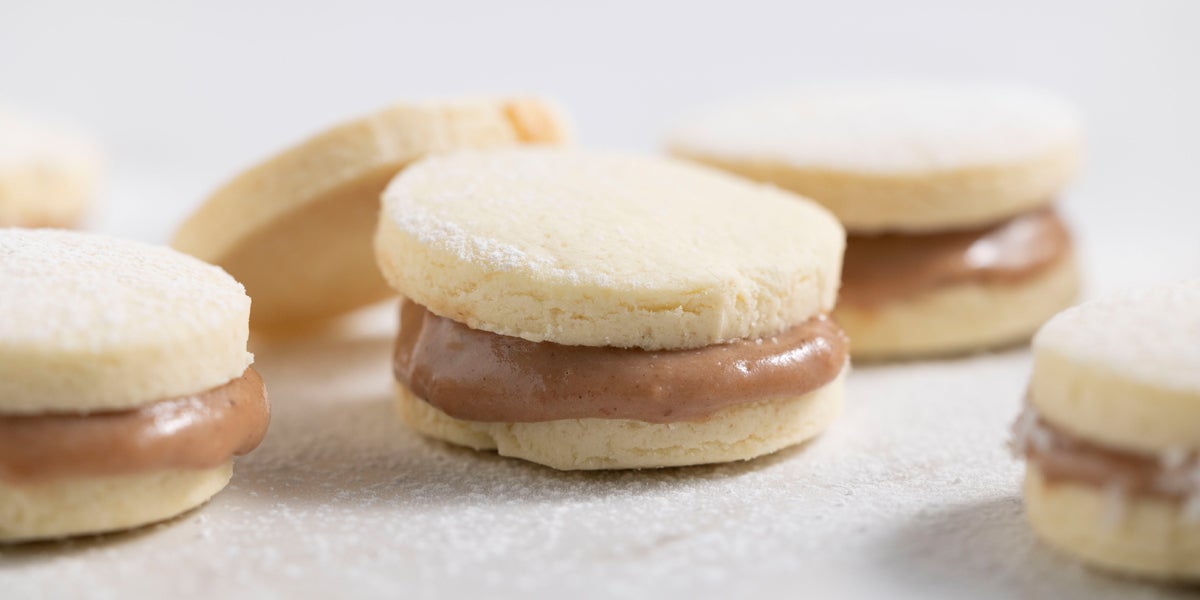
[395,369,845,470]
[1024,463,1200,581]
[835,253,1079,361]
[0,463,233,543]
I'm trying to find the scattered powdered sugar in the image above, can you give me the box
[398,205,550,273]
[0,229,249,350]
[1007,406,1053,458]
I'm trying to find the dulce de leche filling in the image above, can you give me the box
[0,368,269,484]
[1012,407,1200,501]
[394,300,847,423]
[840,207,1072,307]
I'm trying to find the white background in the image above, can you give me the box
[2,1,1199,598]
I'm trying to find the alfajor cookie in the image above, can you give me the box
[376,148,848,470]
[172,97,571,330]
[0,109,101,228]
[1012,281,1200,580]
[667,83,1083,359]
[0,229,269,543]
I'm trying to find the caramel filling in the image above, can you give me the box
[0,368,269,484]
[1012,407,1200,501]
[840,208,1072,307]
[393,301,847,423]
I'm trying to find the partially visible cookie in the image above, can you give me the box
[668,83,1083,359]
[667,83,1082,232]
[0,229,269,542]
[0,110,101,228]
[1012,281,1200,580]
[173,97,571,329]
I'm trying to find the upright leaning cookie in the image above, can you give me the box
[0,229,269,543]
[0,110,100,228]
[173,97,570,329]
[1012,281,1200,580]
[667,83,1083,359]
[376,149,848,469]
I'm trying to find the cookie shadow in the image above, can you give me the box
[0,504,208,566]
[850,339,1031,370]
[233,320,811,512]
[229,386,813,511]
[872,496,1194,599]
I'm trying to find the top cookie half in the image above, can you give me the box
[376,148,845,350]
[172,97,570,329]
[667,82,1082,233]
[0,229,252,414]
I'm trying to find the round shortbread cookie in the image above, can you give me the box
[1030,280,1200,454]
[667,83,1082,232]
[0,110,101,228]
[173,97,571,329]
[838,253,1079,360]
[0,463,231,543]
[376,149,845,350]
[1024,464,1200,581]
[395,368,844,470]
[0,229,252,413]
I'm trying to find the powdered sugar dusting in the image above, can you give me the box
[0,229,249,350]
[668,82,1082,174]
[1034,280,1200,393]
[383,148,842,291]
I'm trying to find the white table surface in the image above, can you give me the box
[2,1,1199,597]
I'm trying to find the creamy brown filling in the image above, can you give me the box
[393,300,847,423]
[0,368,269,484]
[1012,407,1200,501]
[840,207,1072,307]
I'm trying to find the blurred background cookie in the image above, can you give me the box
[0,229,268,543]
[377,148,847,469]
[667,82,1084,359]
[173,97,571,331]
[1012,280,1200,580]
[0,108,101,228]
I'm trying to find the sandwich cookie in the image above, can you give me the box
[173,97,571,329]
[667,83,1083,359]
[0,109,101,228]
[1012,281,1200,580]
[0,229,268,543]
[376,148,848,470]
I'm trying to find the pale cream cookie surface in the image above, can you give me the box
[174,97,571,329]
